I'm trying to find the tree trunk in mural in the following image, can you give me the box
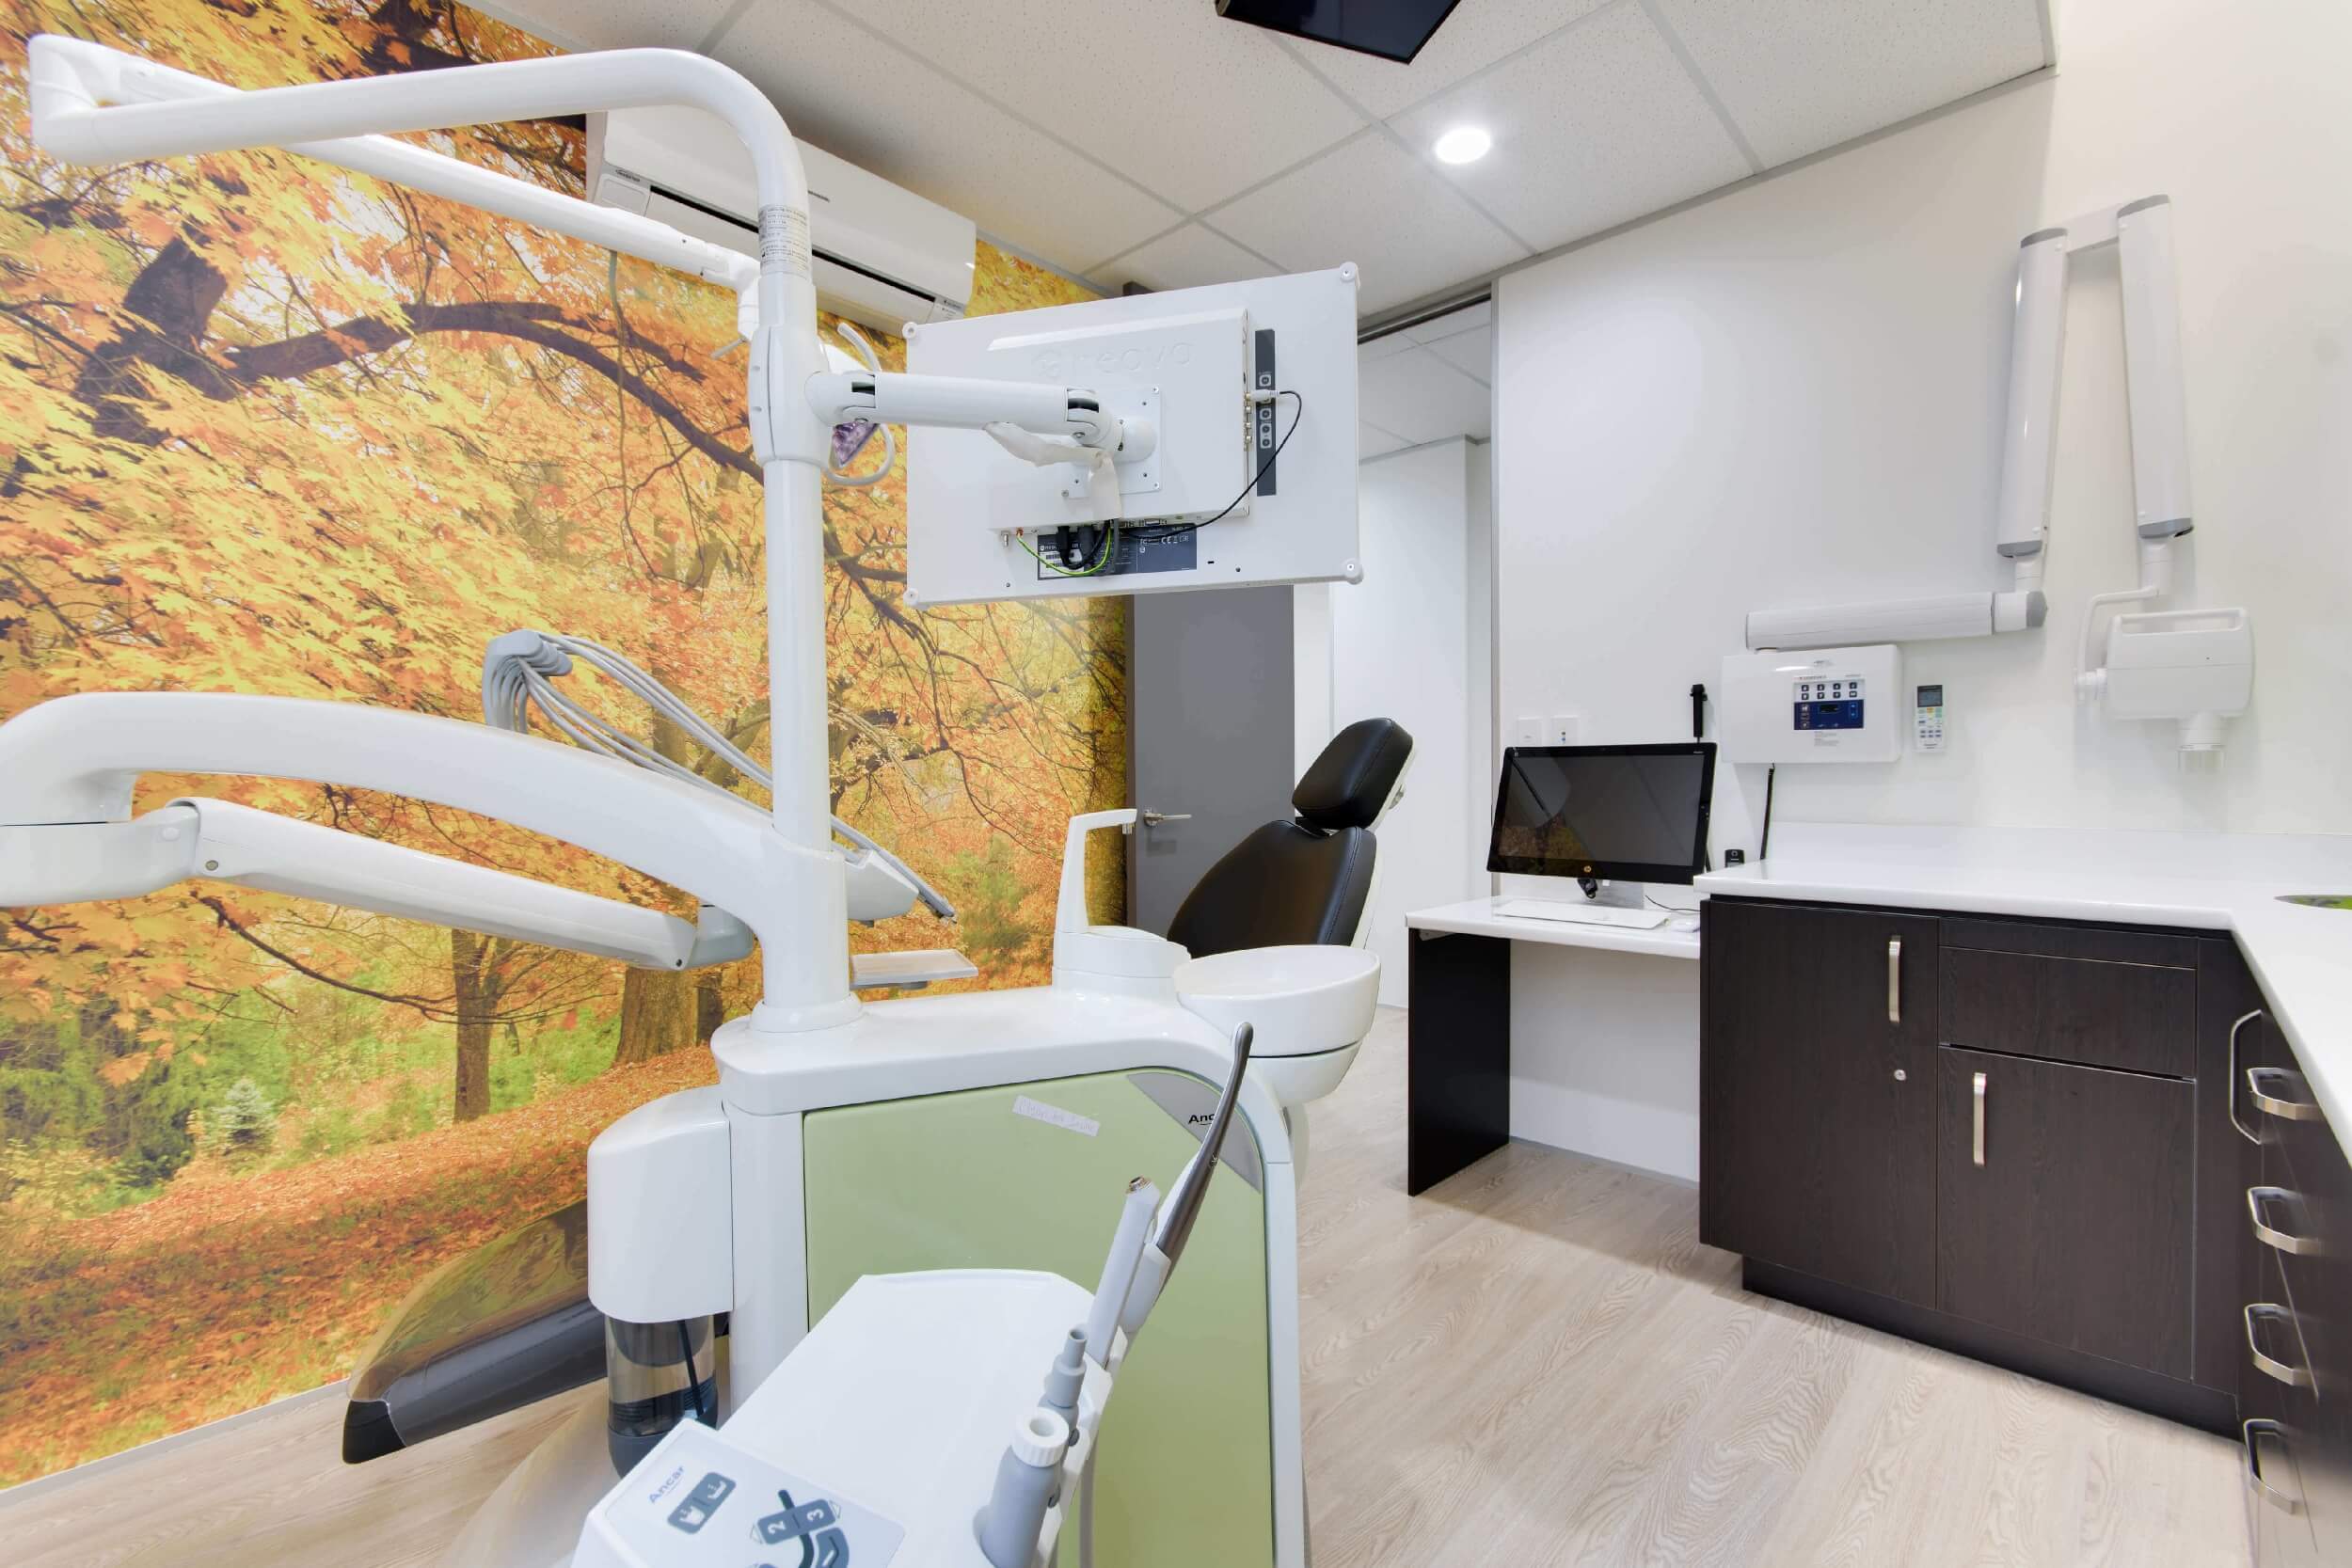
[450,927,498,1122]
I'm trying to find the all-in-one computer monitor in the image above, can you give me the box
[1486,743,1717,928]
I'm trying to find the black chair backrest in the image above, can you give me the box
[1166,719,1413,960]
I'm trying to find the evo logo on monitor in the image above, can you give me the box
[1031,341,1196,378]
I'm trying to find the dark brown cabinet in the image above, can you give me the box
[1935,1046,2193,1378]
[1703,896,2232,1433]
[1700,901,1940,1306]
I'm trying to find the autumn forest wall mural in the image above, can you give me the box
[0,0,1126,1481]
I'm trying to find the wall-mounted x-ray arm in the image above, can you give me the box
[1744,194,2188,652]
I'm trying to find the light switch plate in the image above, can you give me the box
[1514,716,1542,746]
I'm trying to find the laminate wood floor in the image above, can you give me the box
[0,1009,2247,1566]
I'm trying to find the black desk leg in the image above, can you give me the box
[1406,930,1511,1195]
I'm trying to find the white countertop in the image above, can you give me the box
[1695,822,2352,1153]
[1406,896,1702,960]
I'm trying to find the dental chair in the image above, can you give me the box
[1168,716,1415,958]
[342,718,1413,1474]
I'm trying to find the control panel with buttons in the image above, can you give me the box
[1790,674,1867,732]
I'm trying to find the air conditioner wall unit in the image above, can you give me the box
[587,106,977,335]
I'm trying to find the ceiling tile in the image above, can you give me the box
[709,2,1179,274]
[1424,324,1493,385]
[1359,422,1411,460]
[1393,3,1751,253]
[1212,132,1528,314]
[1295,0,1616,119]
[1359,346,1491,445]
[479,0,734,51]
[1650,0,2049,166]
[1092,224,1274,295]
[1359,330,1420,361]
[828,0,1369,213]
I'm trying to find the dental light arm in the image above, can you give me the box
[28,36,767,335]
[0,692,839,1011]
[0,797,752,971]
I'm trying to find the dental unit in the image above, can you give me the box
[0,33,1380,1568]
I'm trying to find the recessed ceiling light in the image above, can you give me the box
[1433,126,1491,166]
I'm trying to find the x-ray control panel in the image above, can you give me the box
[1791,675,1867,732]
[1720,644,1903,763]
[575,1418,905,1568]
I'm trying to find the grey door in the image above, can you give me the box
[1128,586,1296,936]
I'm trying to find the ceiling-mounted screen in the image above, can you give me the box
[1215,0,1466,65]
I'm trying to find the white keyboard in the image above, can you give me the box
[1492,898,1667,930]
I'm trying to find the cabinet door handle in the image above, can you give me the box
[2248,1186,2325,1257]
[2247,1066,2322,1122]
[2227,1010,2265,1145]
[2245,1304,2314,1389]
[1972,1070,1987,1166]
[1886,937,1902,1024]
[2243,1419,2304,1516]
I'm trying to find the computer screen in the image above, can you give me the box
[1486,743,1717,884]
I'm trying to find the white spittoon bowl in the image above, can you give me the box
[1171,944,1380,1059]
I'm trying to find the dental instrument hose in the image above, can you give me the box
[481,629,955,919]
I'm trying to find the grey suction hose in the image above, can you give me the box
[481,629,955,919]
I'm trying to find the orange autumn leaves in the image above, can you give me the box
[0,0,1124,1481]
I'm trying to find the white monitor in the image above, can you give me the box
[905,266,1361,606]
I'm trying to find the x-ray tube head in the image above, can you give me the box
[1995,228,2068,561]
[2117,196,2193,540]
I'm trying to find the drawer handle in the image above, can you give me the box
[2245,1304,2313,1389]
[2248,1186,2325,1257]
[1972,1070,1987,1167]
[1887,937,1901,1023]
[2248,1066,2322,1122]
[2243,1419,2304,1516]
[2227,1010,2265,1145]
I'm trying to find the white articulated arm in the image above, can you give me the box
[0,798,753,971]
[25,37,762,331]
[808,372,1132,452]
[0,693,838,1008]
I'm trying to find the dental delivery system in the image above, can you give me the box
[0,35,1374,1568]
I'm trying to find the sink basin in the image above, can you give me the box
[2279,895,2352,911]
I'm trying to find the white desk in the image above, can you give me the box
[1401,897,1700,1193]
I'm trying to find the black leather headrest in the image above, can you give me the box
[1294,718,1413,832]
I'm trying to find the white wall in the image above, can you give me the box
[1496,0,2352,844]
[1315,437,1493,1006]
[1486,0,2352,1182]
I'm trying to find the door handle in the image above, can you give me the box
[1138,809,1191,828]
[1886,937,1902,1024]
[2227,1010,2265,1145]
[1972,1070,1987,1166]
[2248,1186,2324,1257]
